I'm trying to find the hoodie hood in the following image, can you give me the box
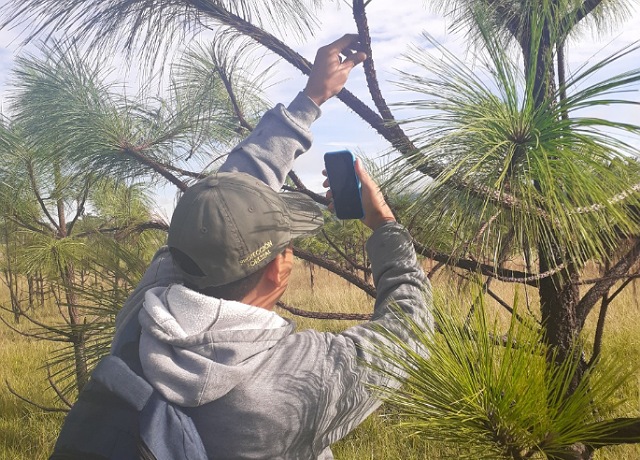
[138,284,294,407]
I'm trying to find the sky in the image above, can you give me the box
[0,1,639,219]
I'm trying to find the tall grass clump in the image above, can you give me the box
[0,307,67,460]
[369,287,639,459]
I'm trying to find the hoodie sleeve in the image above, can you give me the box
[312,222,432,452]
[219,92,321,191]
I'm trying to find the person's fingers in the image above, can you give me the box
[325,189,335,212]
[322,169,327,177]
[342,51,367,69]
[322,177,329,188]
[325,33,360,54]
[354,158,372,183]
[340,50,352,64]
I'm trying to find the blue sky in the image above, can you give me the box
[0,1,638,218]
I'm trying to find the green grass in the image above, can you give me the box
[0,308,67,460]
[2,260,640,458]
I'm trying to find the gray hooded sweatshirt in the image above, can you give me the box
[109,92,431,459]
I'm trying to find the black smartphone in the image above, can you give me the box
[323,150,364,220]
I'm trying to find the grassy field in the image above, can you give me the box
[1,260,640,459]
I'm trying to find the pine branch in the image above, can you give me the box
[589,268,636,366]
[182,1,534,214]
[214,61,254,134]
[353,0,395,122]
[159,161,207,180]
[7,214,50,236]
[487,287,514,315]
[119,143,187,191]
[485,0,521,39]
[575,272,640,286]
[321,229,372,274]
[559,0,606,39]
[570,182,640,215]
[412,239,564,286]
[590,285,610,367]
[461,211,502,257]
[293,246,376,298]
[576,239,640,326]
[26,160,60,233]
[584,417,640,447]
[73,220,169,239]
[66,177,91,236]
[427,261,446,279]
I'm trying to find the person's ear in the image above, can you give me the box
[264,253,286,285]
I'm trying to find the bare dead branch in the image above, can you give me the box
[0,303,72,340]
[281,184,330,206]
[286,170,306,190]
[47,365,73,409]
[5,379,69,413]
[427,261,446,280]
[276,301,371,321]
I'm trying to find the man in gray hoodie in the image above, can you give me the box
[52,34,431,460]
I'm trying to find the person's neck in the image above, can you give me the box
[240,289,276,311]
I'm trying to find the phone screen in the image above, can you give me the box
[324,150,364,220]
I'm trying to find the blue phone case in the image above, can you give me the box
[324,150,364,220]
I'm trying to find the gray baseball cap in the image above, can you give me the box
[168,172,323,290]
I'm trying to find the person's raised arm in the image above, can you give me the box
[313,161,430,450]
[220,34,367,190]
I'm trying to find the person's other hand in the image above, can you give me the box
[323,159,396,231]
[303,34,367,106]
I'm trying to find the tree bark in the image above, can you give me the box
[55,165,89,392]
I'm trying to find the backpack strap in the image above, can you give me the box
[92,355,153,411]
[51,355,207,460]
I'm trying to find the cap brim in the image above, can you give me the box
[280,192,324,238]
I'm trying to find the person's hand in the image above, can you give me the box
[303,34,367,106]
[323,159,396,231]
